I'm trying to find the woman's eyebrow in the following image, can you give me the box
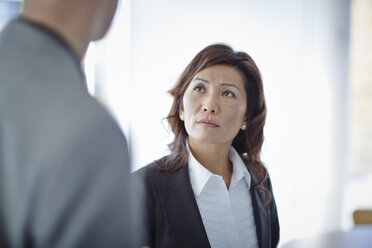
[220,83,240,91]
[192,78,240,91]
[192,77,209,83]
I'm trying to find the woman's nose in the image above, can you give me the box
[202,96,218,113]
[203,106,216,113]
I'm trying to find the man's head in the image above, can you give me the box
[88,0,119,40]
[21,0,119,58]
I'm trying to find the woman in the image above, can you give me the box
[136,44,279,248]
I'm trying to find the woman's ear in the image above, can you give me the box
[241,121,247,130]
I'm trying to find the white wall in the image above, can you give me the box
[130,0,305,169]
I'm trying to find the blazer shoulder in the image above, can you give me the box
[133,156,170,186]
[262,172,275,193]
[248,165,274,192]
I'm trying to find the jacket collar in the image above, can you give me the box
[158,165,211,248]
[247,167,271,248]
[158,163,271,248]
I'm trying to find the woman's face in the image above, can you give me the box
[180,64,247,147]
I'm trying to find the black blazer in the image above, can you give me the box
[135,156,280,248]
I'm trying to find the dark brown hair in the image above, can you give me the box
[161,43,270,202]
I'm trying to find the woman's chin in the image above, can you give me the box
[189,135,231,146]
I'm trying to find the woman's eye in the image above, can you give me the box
[193,86,205,93]
[222,91,235,97]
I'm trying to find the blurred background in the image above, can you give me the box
[1,0,371,246]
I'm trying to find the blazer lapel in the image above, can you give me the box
[249,168,270,248]
[158,166,211,248]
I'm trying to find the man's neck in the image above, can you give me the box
[20,7,90,60]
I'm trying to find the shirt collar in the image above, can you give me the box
[187,141,252,197]
[229,146,251,189]
[187,142,214,197]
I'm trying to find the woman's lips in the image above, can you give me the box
[197,119,220,127]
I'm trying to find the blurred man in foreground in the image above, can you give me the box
[0,0,134,247]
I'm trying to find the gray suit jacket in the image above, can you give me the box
[0,19,133,248]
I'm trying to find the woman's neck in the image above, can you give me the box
[188,139,233,188]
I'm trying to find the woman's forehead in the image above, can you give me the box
[192,65,245,87]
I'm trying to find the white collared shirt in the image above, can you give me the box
[188,145,258,248]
